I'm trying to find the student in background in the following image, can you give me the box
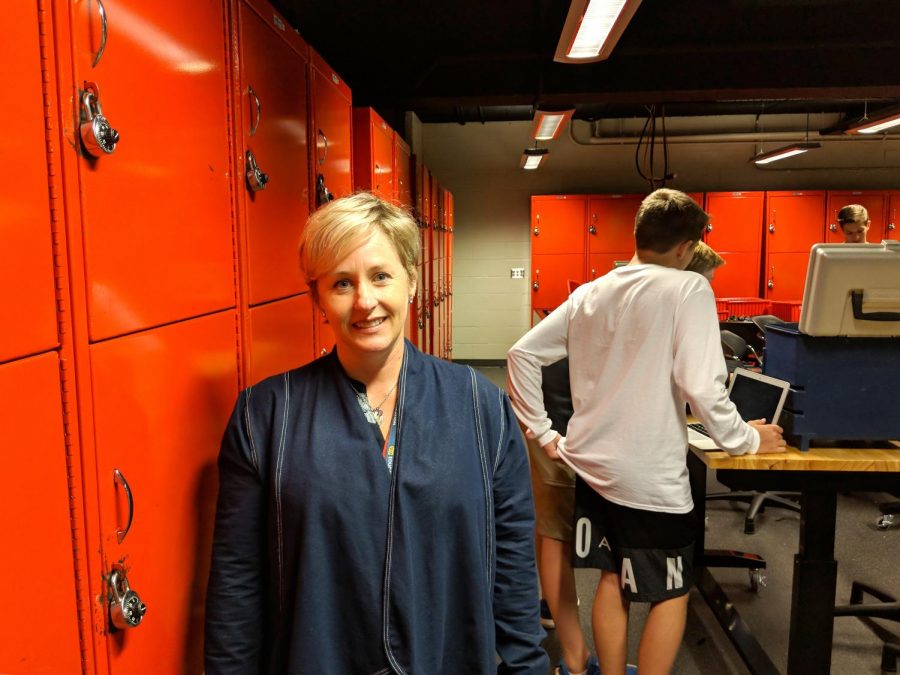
[508,189,786,675]
[684,241,724,281]
[837,204,871,243]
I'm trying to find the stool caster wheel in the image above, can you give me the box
[877,514,894,530]
[749,568,766,593]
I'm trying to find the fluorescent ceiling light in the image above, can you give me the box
[554,0,643,63]
[532,109,575,140]
[750,142,821,165]
[852,112,900,134]
[521,148,549,170]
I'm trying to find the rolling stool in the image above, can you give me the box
[835,581,900,674]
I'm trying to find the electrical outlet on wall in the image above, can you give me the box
[510,268,525,279]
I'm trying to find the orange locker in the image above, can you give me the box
[887,191,900,241]
[419,167,432,354]
[825,190,887,243]
[316,310,336,358]
[533,254,584,310]
[588,253,631,280]
[445,192,454,359]
[235,0,310,305]
[588,195,643,255]
[70,0,235,341]
[704,191,765,297]
[531,195,587,256]
[764,191,826,300]
[89,311,238,674]
[393,133,412,208]
[247,293,316,385]
[0,352,81,673]
[310,49,353,206]
[1,0,58,362]
[352,108,394,200]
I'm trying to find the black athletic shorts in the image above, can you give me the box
[572,476,695,602]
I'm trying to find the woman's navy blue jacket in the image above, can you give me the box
[205,342,548,674]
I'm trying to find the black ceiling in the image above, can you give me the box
[271,0,900,129]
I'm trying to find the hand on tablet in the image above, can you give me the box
[749,419,788,454]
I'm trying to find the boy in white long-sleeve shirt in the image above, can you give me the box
[507,189,786,675]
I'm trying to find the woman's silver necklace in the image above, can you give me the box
[363,379,398,425]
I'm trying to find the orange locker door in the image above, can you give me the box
[311,50,353,205]
[0,353,81,673]
[764,191,825,300]
[237,0,310,304]
[704,191,765,252]
[315,309,336,358]
[588,253,631,281]
[588,195,642,254]
[247,294,315,385]
[413,157,424,223]
[765,191,826,253]
[352,108,393,200]
[70,0,235,341]
[825,191,887,243]
[709,251,763,298]
[533,254,584,311]
[90,311,238,673]
[393,134,411,208]
[1,1,58,362]
[765,252,810,301]
[887,191,900,241]
[532,196,587,256]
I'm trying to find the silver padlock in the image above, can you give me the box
[80,90,120,157]
[246,149,269,192]
[108,565,147,630]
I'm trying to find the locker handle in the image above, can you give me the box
[92,0,109,68]
[317,129,328,166]
[888,222,896,231]
[248,85,261,136]
[114,469,134,544]
[829,222,837,233]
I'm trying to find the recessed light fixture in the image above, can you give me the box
[554,0,643,63]
[521,147,549,170]
[750,142,821,165]
[531,108,576,140]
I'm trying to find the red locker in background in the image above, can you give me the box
[420,168,433,354]
[887,191,900,241]
[587,195,641,279]
[704,191,764,297]
[310,49,353,206]
[394,134,412,208]
[352,108,394,199]
[70,0,235,342]
[1,0,58,363]
[235,0,310,304]
[825,190,887,243]
[531,196,587,312]
[764,191,826,301]
[0,354,81,673]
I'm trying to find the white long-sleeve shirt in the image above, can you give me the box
[507,264,759,513]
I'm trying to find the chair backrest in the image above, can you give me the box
[566,279,582,294]
[720,329,750,361]
[750,314,786,336]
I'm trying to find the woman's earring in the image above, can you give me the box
[409,297,414,305]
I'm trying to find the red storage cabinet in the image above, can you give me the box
[588,194,642,255]
[532,195,587,256]
[888,191,900,241]
[704,191,765,297]
[310,49,353,205]
[394,134,412,208]
[70,0,235,341]
[1,1,58,363]
[248,294,316,384]
[235,0,310,304]
[825,190,887,243]
[533,254,584,310]
[352,108,394,200]
[89,311,238,674]
[764,191,826,300]
[588,253,629,280]
[0,353,81,673]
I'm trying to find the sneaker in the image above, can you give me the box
[539,598,555,629]
[555,654,600,675]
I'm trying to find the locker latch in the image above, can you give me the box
[80,85,120,157]
[245,149,269,192]
[108,563,147,631]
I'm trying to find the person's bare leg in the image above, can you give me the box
[592,572,629,675]
[636,594,689,675]
[539,536,590,672]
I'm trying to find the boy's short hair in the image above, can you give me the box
[837,204,869,227]
[634,189,708,253]
[685,241,725,276]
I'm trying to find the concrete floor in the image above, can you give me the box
[476,366,900,674]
